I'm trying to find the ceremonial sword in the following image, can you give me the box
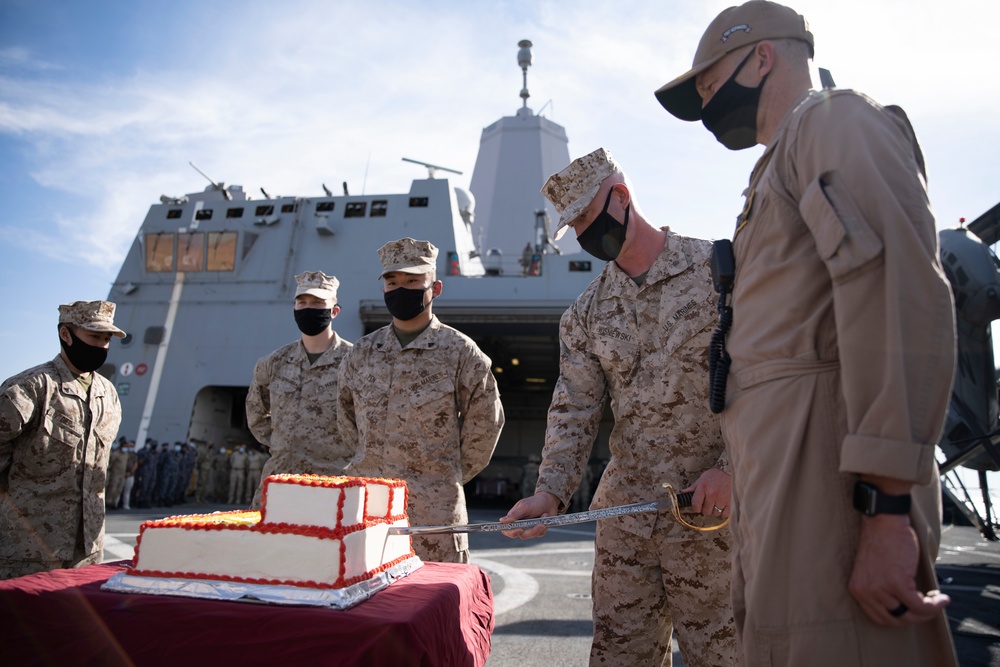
[388,491,694,536]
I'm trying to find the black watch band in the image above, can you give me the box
[853,481,911,516]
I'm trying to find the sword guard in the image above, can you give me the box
[662,483,730,532]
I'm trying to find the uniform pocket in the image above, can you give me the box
[43,408,83,447]
[408,373,455,411]
[799,173,884,285]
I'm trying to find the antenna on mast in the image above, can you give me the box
[517,39,533,116]
[401,157,463,179]
[189,162,232,201]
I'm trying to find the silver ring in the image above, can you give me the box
[713,505,723,513]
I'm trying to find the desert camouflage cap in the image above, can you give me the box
[58,300,127,338]
[541,147,622,240]
[294,271,339,301]
[378,238,438,278]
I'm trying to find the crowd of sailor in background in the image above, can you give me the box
[104,438,605,512]
[104,439,269,510]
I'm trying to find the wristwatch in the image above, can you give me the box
[852,481,911,516]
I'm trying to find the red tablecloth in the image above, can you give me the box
[0,560,494,666]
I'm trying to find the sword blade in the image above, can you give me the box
[388,492,693,536]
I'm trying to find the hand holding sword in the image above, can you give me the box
[499,470,732,540]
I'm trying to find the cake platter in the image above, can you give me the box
[102,556,422,610]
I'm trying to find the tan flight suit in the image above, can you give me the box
[538,232,736,667]
[0,355,121,579]
[227,448,249,504]
[721,89,958,666]
[246,336,354,508]
[338,316,504,562]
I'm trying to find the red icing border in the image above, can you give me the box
[127,550,415,589]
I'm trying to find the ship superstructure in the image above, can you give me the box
[102,41,607,493]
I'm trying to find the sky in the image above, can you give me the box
[1,0,999,510]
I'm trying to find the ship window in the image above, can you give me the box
[195,209,213,221]
[569,261,592,272]
[281,203,296,213]
[207,231,238,271]
[345,202,367,218]
[242,232,259,259]
[255,205,274,216]
[145,232,175,272]
[144,326,165,345]
[166,209,183,219]
[316,201,335,212]
[226,207,244,218]
[178,232,205,271]
[371,200,388,217]
[409,197,429,208]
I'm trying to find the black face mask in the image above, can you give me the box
[701,50,767,151]
[60,327,109,373]
[384,286,431,321]
[577,187,630,262]
[294,307,333,336]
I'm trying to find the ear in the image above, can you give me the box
[755,41,777,79]
[58,325,72,346]
[331,304,341,318]
[612,183,632,211]
[432,280,443,297]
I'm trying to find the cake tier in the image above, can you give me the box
[129,476,413,589]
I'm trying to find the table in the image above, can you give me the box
[0,560,494,666]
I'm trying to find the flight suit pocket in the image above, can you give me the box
[799,173,884,285]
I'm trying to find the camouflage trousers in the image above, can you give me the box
[590,518,737,667]
[0,550,101,581]
[412,534,470,564]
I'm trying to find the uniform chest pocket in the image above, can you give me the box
[269,374,300,401]
[660,301,716,357]
[43,408,83,448]
[592,335,639,377]
[408,374,456,411]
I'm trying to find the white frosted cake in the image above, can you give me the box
[128,475,414,589]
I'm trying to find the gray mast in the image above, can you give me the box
[469,40,579,265]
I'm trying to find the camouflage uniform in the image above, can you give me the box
[245,449,265,504]
[106,444,128,508]
[0,300,125,580]
[213,448,230,502]
[195,443,214,502]
[246,335,353,507]
[339,315,504,562]
[537,232,736,666]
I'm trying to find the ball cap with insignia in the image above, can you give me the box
[378,237,439,278]
[541,147,622,240]
[58,300,127,338]
[654,0,813,121]
[294,271,340,301]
